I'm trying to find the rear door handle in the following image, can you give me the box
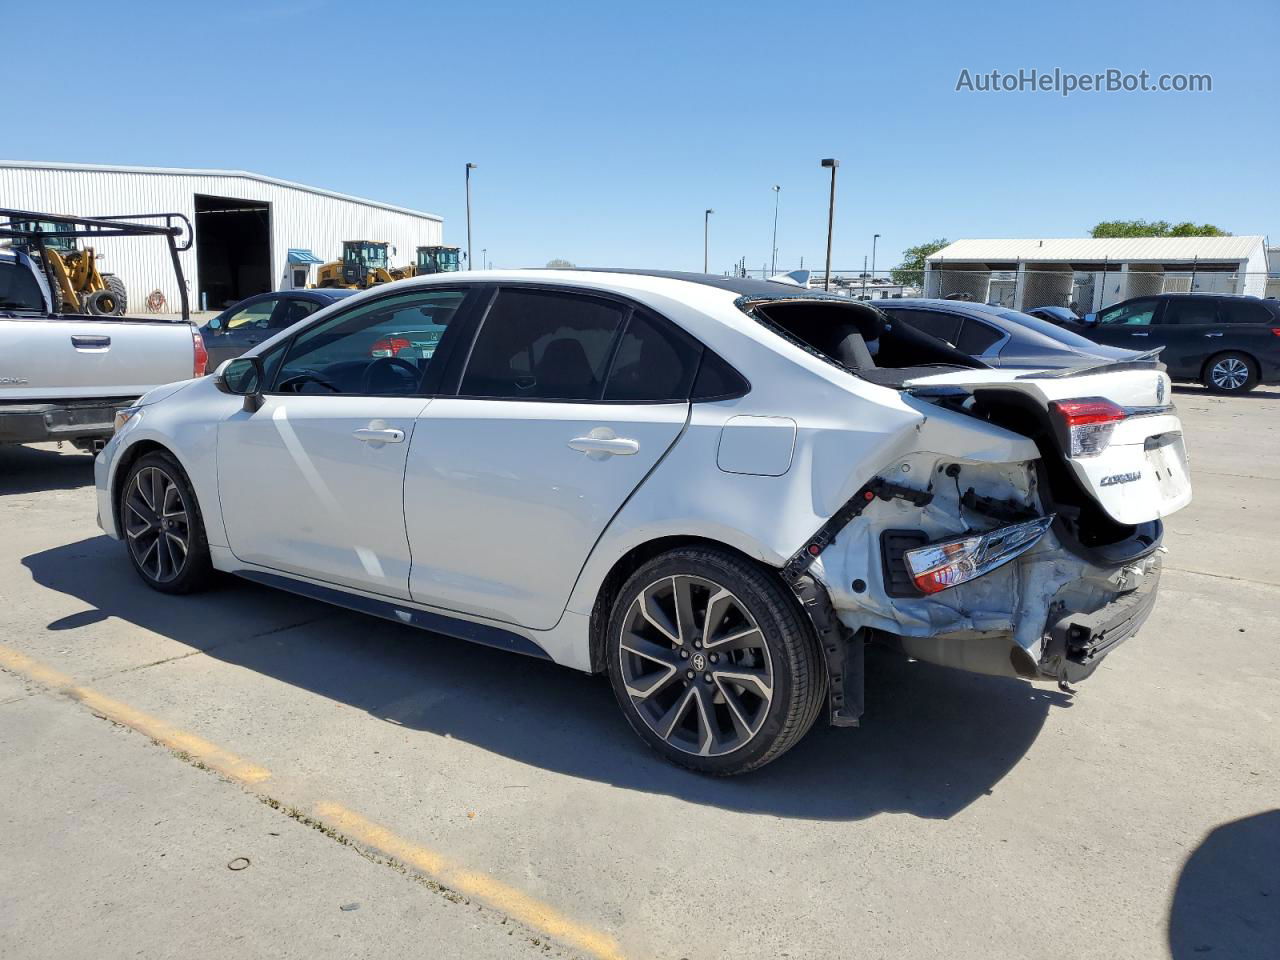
[353,427,405,444]
[1204,331,1224,337]
[568,436,639,457]
[1130,331,1149,337]
[71,335,110,349]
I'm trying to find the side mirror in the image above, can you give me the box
[1083,313,1098,326]
[214,356,266,412]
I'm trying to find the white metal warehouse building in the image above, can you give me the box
[924,235,1270,312]
[0,161,444,313]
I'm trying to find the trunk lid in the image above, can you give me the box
[905,363,1191,525]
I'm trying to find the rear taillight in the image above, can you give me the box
[371,336,411,358]
[192,326,208,377]
[1049,398,1127,458]
[903,516,1054,594]
[1270,328,1280,337]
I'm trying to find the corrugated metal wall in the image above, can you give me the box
[0,165,444,313]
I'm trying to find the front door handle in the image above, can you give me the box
[568,435,639,457]
[1130,331,1149,337]
[354,427,405,444]
[1204,331,1224,337]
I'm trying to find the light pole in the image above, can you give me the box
[704,208,714,273]
[770,185,781,276]
[481,248,487,271]
[871,232,880,284]
[465,162,477,270]
[820,158,839,291]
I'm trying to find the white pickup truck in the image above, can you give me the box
[0,248,206,452]
[0,217,206,452]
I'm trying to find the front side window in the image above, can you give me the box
[1160,299,1219,325]
[1097,299,1158,326]
[460,289,626,400]
[272,289,468,395]
[214,298,279,332]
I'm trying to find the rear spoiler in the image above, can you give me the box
[1013,349,1165,380]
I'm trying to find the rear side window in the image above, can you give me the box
[955,319,1003,354]
[461,289,626,400]
[690,351,750,400]
[0,257,45,311]
[1162,299,1218,325]
[271,298,321,328]
[603,309,700,402]
[894,309,961,345]
[1218,300,1273,324]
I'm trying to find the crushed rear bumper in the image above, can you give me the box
[1041,559,1162,684]
[0,398,135,446]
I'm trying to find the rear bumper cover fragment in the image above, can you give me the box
[1045,559,1162,684]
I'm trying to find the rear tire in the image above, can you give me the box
[1203,352,1258,393]
[120,451,213,594]
[103,274,128,314]
[606,546,825,776]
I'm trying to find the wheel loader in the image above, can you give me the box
[7,216,128,315]
[410,245,461,276]
[316,241,401,289]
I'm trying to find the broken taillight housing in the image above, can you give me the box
[1049,398,1127,458]
[903,516,1054,594]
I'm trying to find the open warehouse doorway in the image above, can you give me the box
[194,194,271,310]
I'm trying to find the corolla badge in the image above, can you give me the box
[1100,471,1142,487]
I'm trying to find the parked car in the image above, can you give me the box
[96,270,1190,775]
[1024,305,1081,327]
[874,298,1142,368]
[1069,294,1280,393]
[0,238,205,452]
[199,289,359,369]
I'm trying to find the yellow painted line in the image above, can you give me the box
[315,801,627,960]
[0,643,627,959]
[0,643,270,785]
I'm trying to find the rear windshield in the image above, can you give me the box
[0,256,46,312]
[741,297,987,387]
[988,307,1103,349]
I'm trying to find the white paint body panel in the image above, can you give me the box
[217,395,430,599]
[404,399,688,628]
[0,317,195,400]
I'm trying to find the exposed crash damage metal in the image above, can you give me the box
[792,449,1165,722]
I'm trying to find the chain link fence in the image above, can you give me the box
[730,265,1280,314]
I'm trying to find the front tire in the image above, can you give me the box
[120,451,213,594]
[1203,351,1258,393]
[606,546,825,776]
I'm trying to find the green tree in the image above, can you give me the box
[891,239,949,286]
[545,258,576,269]
[1089,220,1229,238]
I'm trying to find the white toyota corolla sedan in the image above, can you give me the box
[96,270,1191,775]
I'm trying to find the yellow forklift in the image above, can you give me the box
[8,216,128,314]
[316,241,400,289]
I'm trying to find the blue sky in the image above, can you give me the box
[5,0,1275,273]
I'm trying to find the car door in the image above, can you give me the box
[1156,297,1222,378]
[404,287,697,629]
[217,287,475,598]
[1087,298,1167,354]
[202,296,282,368]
